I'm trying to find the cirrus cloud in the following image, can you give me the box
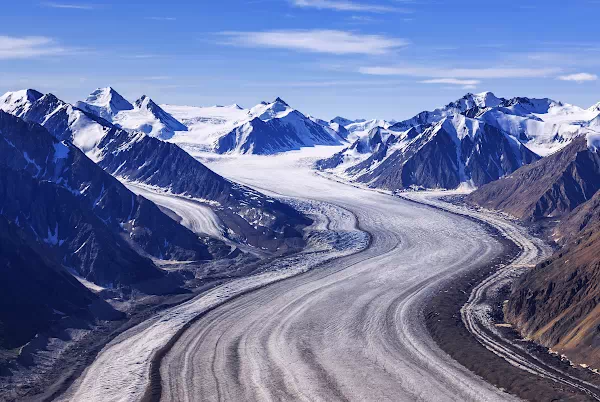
[0,36,74,59]
[419,78,480,90]
[41,2,96,9]
[219,29,408,55]
[291,0,409,13]
[419,78,480,86]
[359,65,562,78]
[557,73,598,83]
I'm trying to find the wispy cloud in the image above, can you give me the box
[359,65,561,78]
[419,78,480,89]
[42,2,96,9]
[139,76,172,81]
[145,16,177,21]
[0,36,76,59]
[242,79,406,88]
[219,29,408,55]
[290,0,409,13]
[557,72,598,82]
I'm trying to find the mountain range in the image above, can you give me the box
[317,92,600,192]
[162,96,343,155]
[0,88,311,253]
[0,88,314,350]
[3,85,600,379]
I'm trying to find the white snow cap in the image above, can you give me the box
[588,101,600,113]
[134,94,154,109]
[0,89,43,115]
[78,87,134,119]
[474,91,503,108]
[588,132,600,151]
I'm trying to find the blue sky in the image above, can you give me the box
[1,0,600,120]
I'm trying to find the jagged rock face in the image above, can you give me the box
[0,111,226,286]
[505,213,600,368]
[555,190,600,244]
[315,126,405,171]
[354,126,462,189]
[468,135,600,368]
[96,127,232,202]
[0,216,120,349]
[466,136,600,220]
[332,116,539,191]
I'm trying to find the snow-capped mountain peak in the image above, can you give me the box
[248,97,294,121]
[134,94,157,110]
[588,101,600,113]
[473,91,504,108]
[0,89,43,115]
[446,91,504,111]
[274,97,289,107]
[76,87,134,120]
[108,94,188,139]
[499,96,564,115]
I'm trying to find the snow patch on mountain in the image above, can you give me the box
[479,97,600,156]
[108,95,188,140]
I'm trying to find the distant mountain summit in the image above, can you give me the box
[75,87,187,140]
[317,91,600,191]
[390,91,506,132]
[0,89,43,116]
[214,97,341,154]
[330,116,358,127]
[75,87,134,120]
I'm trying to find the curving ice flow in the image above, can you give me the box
[124,182,228,241]
[59,147,528,402]
[155,147,518,402]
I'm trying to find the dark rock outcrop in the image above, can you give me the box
[0,111,224,286]
[505,211,600,367]
[466,136,600,220]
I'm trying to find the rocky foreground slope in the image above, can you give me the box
[468,134,600,368]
